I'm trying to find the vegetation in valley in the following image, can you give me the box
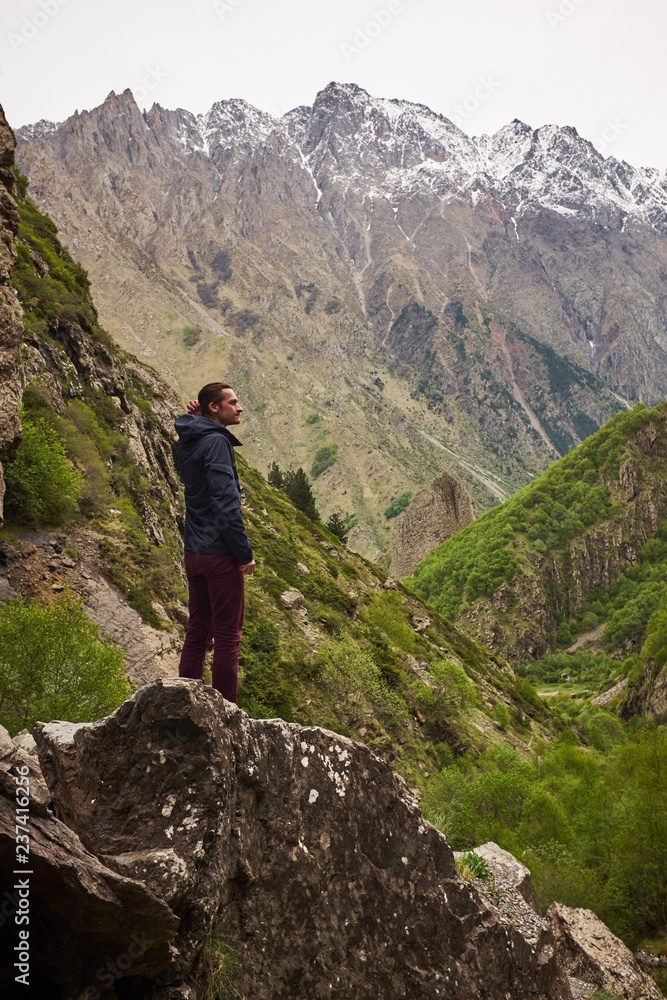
[384,491,412,520]
[0,593,131,735]
[423,715,667,947]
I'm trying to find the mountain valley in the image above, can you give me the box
[15,82,667,557]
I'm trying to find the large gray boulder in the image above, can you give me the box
[35,678,572,999]
[548,903,663,1000]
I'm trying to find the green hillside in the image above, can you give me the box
[408,402,667,675]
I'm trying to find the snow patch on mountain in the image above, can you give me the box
[15,81,667,233]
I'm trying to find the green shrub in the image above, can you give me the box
[4,415,84,527]
[384,492,412,520]
[182,325,202,347]
[455,850,491,881]
[313,635,405,728]
[0,593,131,735]
[362,592,426,656]
[427,659,481,714]
[311,444,338,479]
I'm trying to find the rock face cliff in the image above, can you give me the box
[0,107,23,523]
[18,83,665,555]
[621,657,667,727]
[390,471,476,578]
[0,101,186,680]
[3,678,573,999]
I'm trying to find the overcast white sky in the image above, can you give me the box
[1,0,664,167]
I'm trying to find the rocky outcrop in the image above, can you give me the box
[0,105,24,522]
[460,842,664,1000]
[621,658,667,726]
[474,841,541,913]
[548,903,663,1000]
[31,678,572,999]
[0,722,178,997]
[390,471,476,578]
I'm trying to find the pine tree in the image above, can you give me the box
[267,461,284,490]
[283,467,319,521]
[326,511,349,544]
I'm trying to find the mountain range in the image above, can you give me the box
[14,82,667,557]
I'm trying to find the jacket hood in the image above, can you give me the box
[174,414,242,447]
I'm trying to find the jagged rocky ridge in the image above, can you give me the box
[16,82,667,556]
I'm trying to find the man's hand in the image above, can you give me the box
[239,560,256,576]
[187,400,201,415]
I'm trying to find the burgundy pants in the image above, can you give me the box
[179,552,245,702]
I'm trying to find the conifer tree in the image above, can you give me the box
[267,461,284,490]
[283,467,319,521]
[326,510,349,544]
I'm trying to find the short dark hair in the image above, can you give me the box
[198,382,232,416]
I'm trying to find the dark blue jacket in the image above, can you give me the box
[174,415,253,564]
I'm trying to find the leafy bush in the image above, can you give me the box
[362,591,427,657]
[426,660,481,714]
[491,702,511,729]
[312,635,406,729]
[455,850,491,881]
[4,415,84,527]
[210,249,232,281]
[232,309,260,333]
[0,593,131,735]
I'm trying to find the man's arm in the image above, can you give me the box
[205,443,254,566]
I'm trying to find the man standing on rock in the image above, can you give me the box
[174,382,255,703]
